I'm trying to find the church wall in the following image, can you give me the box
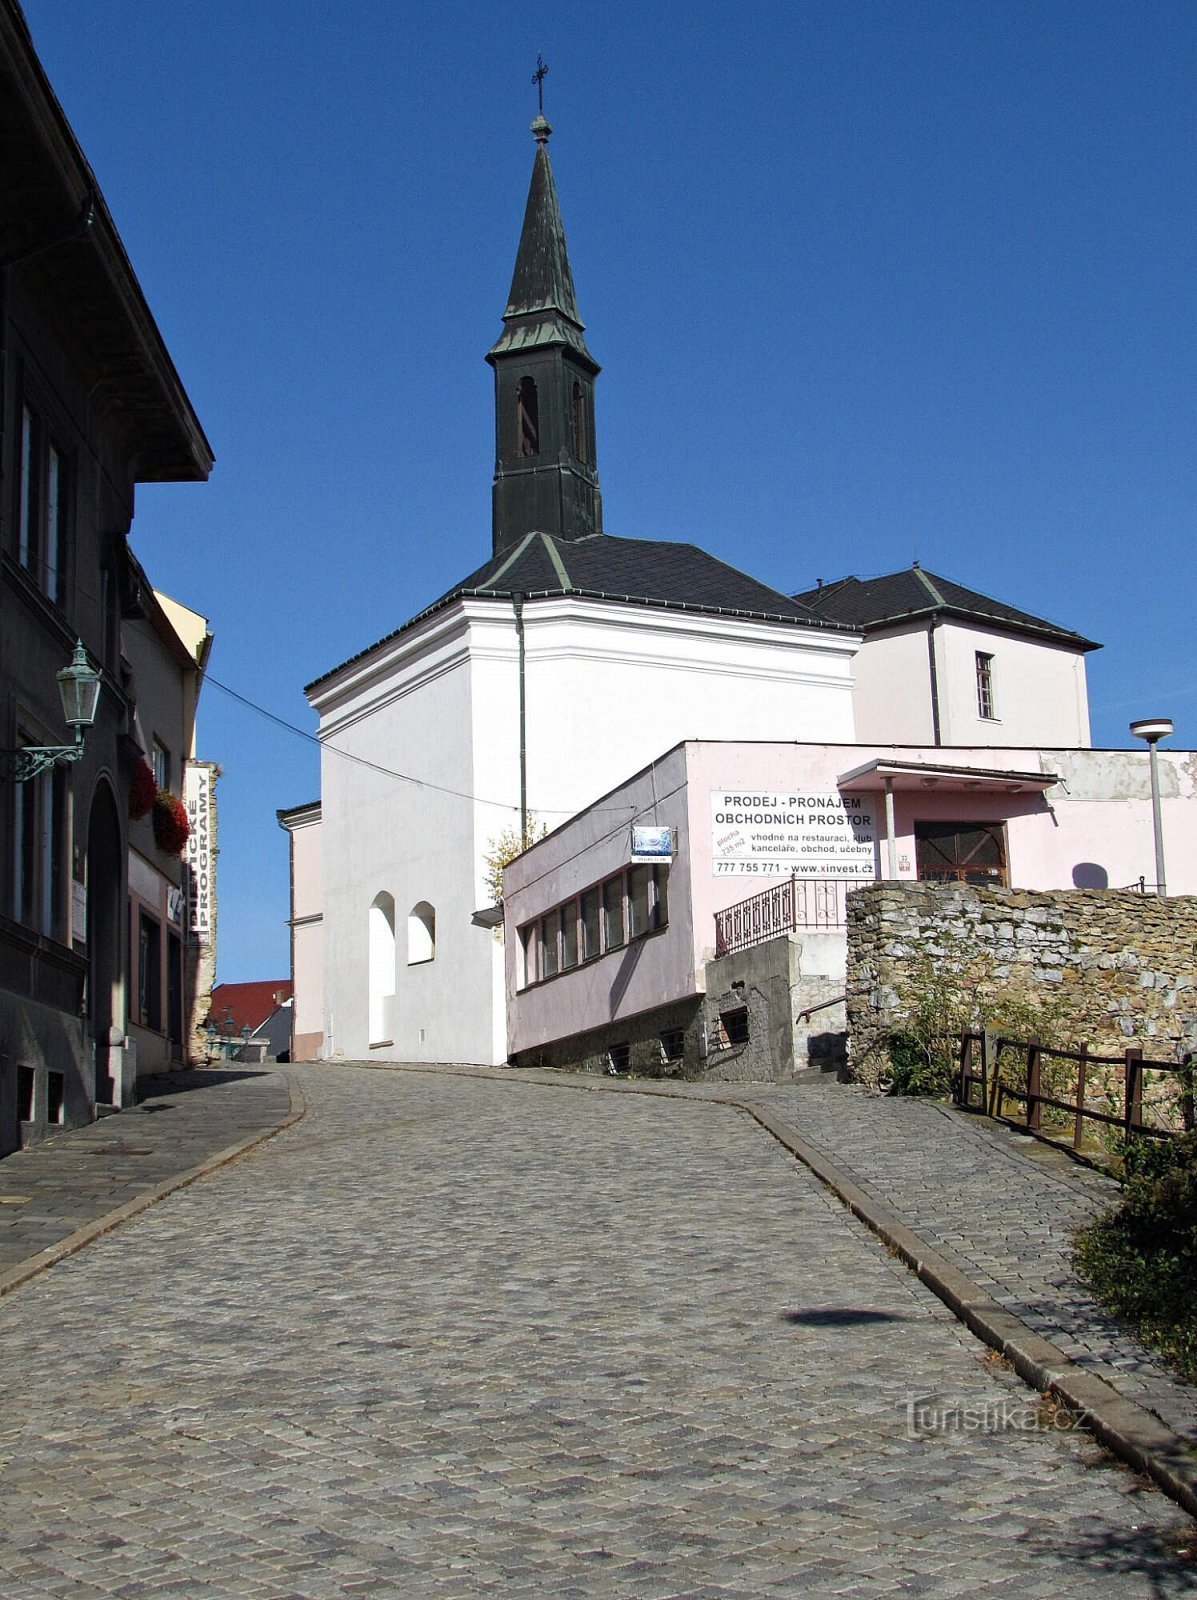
[313,610,501,1065]
[513,597,860,824]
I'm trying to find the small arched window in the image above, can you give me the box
[571,382,587,462]
[408,901,435,965]
[516,377,539,457]
[368,893,396,1044]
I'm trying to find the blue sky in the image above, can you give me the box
[23,1,1196,981]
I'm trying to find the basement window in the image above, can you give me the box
[46,1072,65,1125]
[720,1007,750,1047]
[660,1029,685,1063]
[607,1042,630,1073]
[17,1066,34,1122]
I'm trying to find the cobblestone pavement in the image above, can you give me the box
[1,1065,1194,1599]
[0,1069,293,1277]
[743,1077,1197,1443]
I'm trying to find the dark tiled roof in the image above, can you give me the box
[792,566,1100,651]
[307,532,850,693]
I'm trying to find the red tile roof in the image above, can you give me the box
[208,980,292,1036]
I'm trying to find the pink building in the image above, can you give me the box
[503,739,1196,1076]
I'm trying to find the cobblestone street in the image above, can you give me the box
[1,1065,1193,1598]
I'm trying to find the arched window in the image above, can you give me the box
[368,893,395,1044]
[516,377,539,457]
[408,901,435,965]
[571,382,587,462]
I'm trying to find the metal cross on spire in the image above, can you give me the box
[532,55,548,114]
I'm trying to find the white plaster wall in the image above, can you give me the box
[316,597,860,1065]
[849,628,938,744]
[313,609,498,1064]
[935,622,1091,747]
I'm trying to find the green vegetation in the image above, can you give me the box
[1074,1133,1197,1384]
[482,817,549,907]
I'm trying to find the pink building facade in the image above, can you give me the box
[503,739,1197,1071]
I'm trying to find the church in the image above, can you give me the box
[283,113,1102,1069]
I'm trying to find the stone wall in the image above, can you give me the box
[846,884,1197,1089]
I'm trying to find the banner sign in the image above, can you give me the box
[184,764,213,945]
[710,788,875,877]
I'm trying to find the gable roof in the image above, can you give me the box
[792,566,1100,652]
[306,531,853,693]
[208,980,292,1036]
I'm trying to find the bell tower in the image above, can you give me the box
[487,114,602,555]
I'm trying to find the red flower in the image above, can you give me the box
[129,759,158,821]
[152,790,190,856]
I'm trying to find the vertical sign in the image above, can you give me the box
[184,764,212,945]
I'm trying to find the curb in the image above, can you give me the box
[0,1071,307,1301]
[374,1060,1197,1521]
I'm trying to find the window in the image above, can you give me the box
[629,864,666,937]
[571,382,587,462]
[519,865,669,987]
[408,901,435,964]
[13,750,66,939]
[580,888,601,962]
[975,652,996,720]
[915,821,1007,887]
[660,1029,685,1064]
[138,912,162,1030]
[17,403,69,602]
[17,1067,34,1122]
[516,376,539,457]
[720,1007,750,1047]
[152,740,170,790]
[539,909,559,978]
[561,901,579,969]
[602,875,625,950]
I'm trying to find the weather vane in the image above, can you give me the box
[532,55,548,114]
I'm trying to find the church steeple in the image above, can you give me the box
[487,114,602,555]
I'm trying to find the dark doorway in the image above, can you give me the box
[86,784,123,1105]
[915,821,1007,887]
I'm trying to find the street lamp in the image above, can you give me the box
[2,641,102,782]
[1129,717,1173,897]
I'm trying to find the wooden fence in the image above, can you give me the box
[955,1030,1195,1149]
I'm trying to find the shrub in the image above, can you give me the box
[1074,1132,1197,1383]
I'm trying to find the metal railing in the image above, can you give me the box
[956,1030,1195,1147]
[714,877,850,958]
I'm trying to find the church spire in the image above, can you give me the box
[487,109,602,555]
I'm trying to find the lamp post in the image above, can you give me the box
[1129,717,1173,897]
[1,641,102,781]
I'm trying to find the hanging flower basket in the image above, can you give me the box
[152,790,190,856]
[129,758,158,821]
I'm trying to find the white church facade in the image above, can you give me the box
[283,115,1105,1070]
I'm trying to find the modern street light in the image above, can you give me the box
[1129,717,1173,897]
[1,640,102,782]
